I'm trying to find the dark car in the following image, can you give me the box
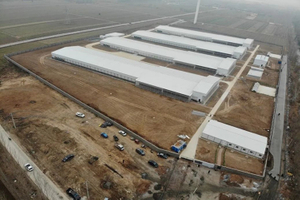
[66,188,81,200]
[99,121,113,128]
[62,154,74,162]
[113,135,119,142]
[136,148,145,156]
[148,160,158,168]
[157,153,168,159]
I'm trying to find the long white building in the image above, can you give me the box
[202,120,268,159]
[131,30,247,59]
[51,46,220,103]
[155,25,254,49]
[100,37,236,76]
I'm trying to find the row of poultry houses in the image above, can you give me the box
[53,25,254,104]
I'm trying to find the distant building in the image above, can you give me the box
[253,55,269,68]
[247,67,264,79]
[100,32,124,39]
[131,30,247,59]
[154,25,254,49]
[100,37,236,76]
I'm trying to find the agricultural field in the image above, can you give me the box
[0,0,212,45]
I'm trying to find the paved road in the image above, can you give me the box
[269,55,288,181]
[0,126,69,200]
[180,45,260,160]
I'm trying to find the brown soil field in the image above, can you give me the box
[224,150,264,175]
[10,44,211,150]
[0,71,174,199]
[214,79,274,138]
[195,139,218,163]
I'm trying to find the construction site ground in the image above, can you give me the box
[0,66,179,199]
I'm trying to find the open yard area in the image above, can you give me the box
[0,67,177,199]
[214,77,275,138]
[224,150,264,175]
[9,42,214,150]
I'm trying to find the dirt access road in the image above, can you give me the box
[0,67,173,199]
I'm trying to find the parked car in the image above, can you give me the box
[148,160,158,168]
[24,163,33,172]
[134,139,139,144]
[136,148,145,156]
[88,156,99,165]
[157,153,168,159]
[118,130,127,136]
[66,188,81,200]
[113,135,119,142]
[115,143,124,151]
[62,154,75,162]
[75,112,85,118]
[99,121,113,128]
[101,132,108,138]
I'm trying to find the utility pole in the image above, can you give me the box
[10,113,16,129]
[193,0,201,24]
[86,181,90,199]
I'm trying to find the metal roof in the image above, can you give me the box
[100,37,236,74]
[255,55,269,62]
[131,30,246,58]
[203,120,268,155]
[51,46,220,97]
[155,25,254,47]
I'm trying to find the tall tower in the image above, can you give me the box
[193,0,201,24]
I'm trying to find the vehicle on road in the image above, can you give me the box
[24,163,33,172]
[113,135,119,141]
[157,153,168,159]
[118,130,127,136]
[66,188,81,200]
[62,154,75,162]
[101,132,108,138]
[75,112,85,118]
[135,139,139,144]
[115,143,124,151]
[148,160,158,168]
[136,148,145,156]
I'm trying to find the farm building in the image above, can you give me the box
[131,30,247,59]
[202,120,268,159]
[247,67,264,79]
[51,46,220,103]
[100,37,236,76]
[253,55,269,67]
[155,25,254,49]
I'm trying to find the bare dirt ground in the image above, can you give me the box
[9,43,215,150]
[224,150,264,175]
[0,67,177,199]
[195,139,218,163]
[214,79,274,138]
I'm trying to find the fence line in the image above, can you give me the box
[5,55,179,158]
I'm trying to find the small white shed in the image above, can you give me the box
[253,55,269,68]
